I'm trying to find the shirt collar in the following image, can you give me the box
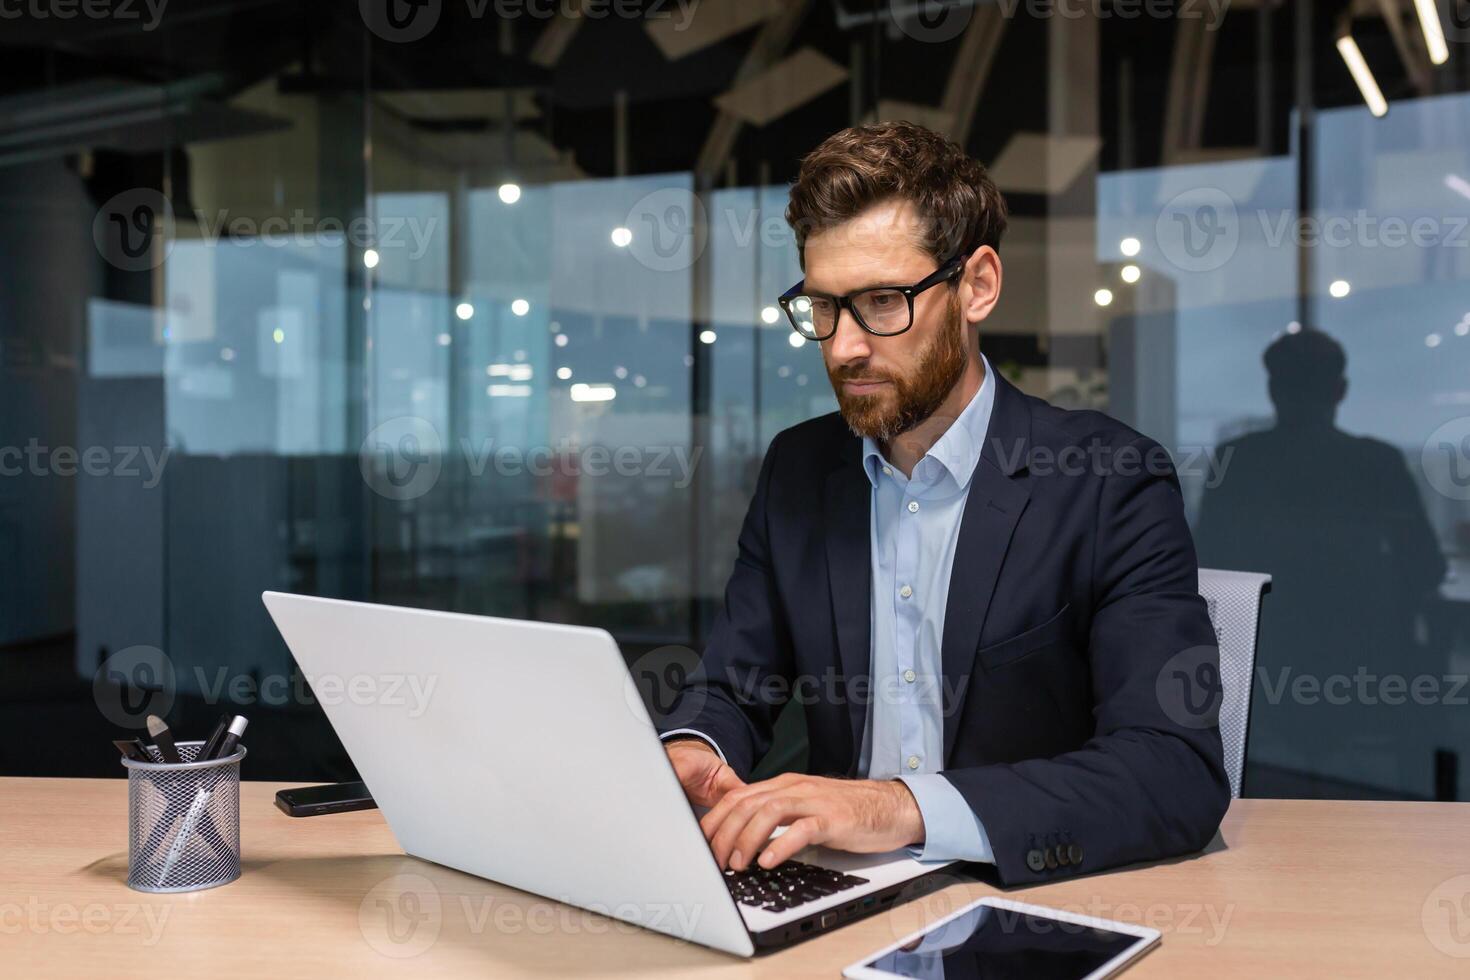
[862,353,996,491]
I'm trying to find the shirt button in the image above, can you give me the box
[907,755,921,770]
[907,500,919,513]
[899,585,913,599]
[882,466,892,476]
[903,669,917,683]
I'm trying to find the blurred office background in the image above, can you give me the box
[2,0,1468,798]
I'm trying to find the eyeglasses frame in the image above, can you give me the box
[777,252,969,341]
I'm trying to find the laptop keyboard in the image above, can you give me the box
[723,860,869,912]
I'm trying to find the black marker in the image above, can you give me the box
[199,714,232,761]
[146,714,181,763]
[113,738,151,762]
[208,715,249,760]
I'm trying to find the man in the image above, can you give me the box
[660,121,1229,885]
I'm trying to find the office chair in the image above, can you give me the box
[1197,568,1272,799]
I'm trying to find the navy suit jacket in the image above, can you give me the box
[662,370,1229,884]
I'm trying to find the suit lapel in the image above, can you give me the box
[824,446,871,773]
[940,372,1034,762]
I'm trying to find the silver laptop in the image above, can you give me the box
[261,591,953,956]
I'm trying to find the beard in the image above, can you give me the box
[827,293,967,444]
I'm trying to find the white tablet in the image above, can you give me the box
[842,896,1161,980]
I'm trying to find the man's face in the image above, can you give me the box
[803,200,968,443]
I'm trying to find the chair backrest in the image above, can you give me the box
[1197,568,1271,799]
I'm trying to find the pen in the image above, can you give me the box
[158,786,213,887]
[146,714,181,764]
[208,715,249,761]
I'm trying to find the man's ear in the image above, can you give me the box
[961,246,1002,325]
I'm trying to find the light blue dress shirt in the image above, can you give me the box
[858,355,996,864]
[666,356,997,865]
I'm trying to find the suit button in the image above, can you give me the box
[1055,846,1071,867]
[1068,843,1083,865]
[1025,849,1046,873]
[1044,847,1058,870]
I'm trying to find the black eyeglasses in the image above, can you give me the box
[777,253,967,342]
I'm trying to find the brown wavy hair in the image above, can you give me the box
[785,121,1008,270]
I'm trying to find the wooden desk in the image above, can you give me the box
[5,779,1469,977]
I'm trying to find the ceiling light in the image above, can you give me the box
[455,302,474,321]
[1412,0,1449,65]
[611,226,632,247]
[1329,279,1351,298]
[1120,237,1141,257]
[1120,264,1141,284]
[1094,288,1114,307]
[1336,34,1388,118]
[511,299,530,317]
[498,183,522,204]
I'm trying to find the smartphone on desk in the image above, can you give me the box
[274,781,376,817]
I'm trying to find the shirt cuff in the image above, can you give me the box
[660,729,728,765]
[897,773,995,864]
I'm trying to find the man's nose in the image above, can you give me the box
[825,307,872,364]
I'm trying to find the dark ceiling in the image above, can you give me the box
[0,0,1453,191]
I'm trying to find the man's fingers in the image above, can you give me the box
[729,797,805,872]
[699,780,764,840]
[700,772,801,839]
[707,787,785,868]
[757,816,825,868]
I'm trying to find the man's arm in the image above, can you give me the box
[656,432,796,779]
[940,435,1231,884]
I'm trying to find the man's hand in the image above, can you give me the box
[664,738,745,809]
[699,773,925,872]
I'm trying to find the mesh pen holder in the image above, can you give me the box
[122,740,246,893]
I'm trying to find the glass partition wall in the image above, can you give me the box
[3,1,1468,797]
